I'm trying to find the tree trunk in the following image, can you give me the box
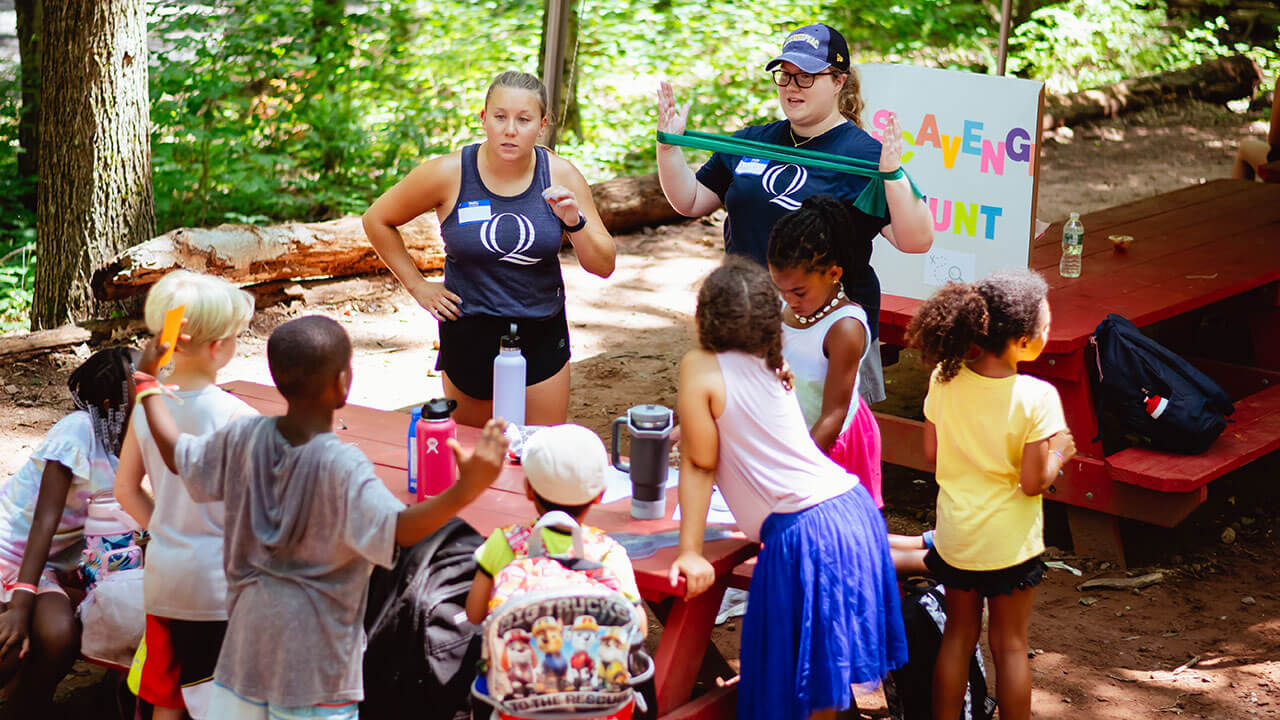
[1042,54,1262,130]
[15,0,41,212]
[33,0,153,330]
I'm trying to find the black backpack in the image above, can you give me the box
[361,518,484,720]
[884,579,996,720]
[1091,314,1234,455]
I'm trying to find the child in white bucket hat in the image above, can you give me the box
[464,425,641,624]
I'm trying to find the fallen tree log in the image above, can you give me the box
[1043,54,1262,129]
[0,324,92,360]
[592,170,685,233]
[92,170,687,301]
[91,214,444,302]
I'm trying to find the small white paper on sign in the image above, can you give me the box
[923,247,976,287]
[601,465,680,505]
[673,486,737,525]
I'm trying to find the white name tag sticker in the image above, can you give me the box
[734,157,769,176]
[457,200,492,224]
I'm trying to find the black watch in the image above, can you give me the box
[562,212,587,233]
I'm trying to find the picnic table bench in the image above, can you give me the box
[223,380,753,720]
[874,178,1280,566]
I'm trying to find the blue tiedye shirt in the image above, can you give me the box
[696,119,891,339]
[439,144,566,318]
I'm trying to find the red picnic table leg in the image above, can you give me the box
[1037,354,1129,569]
[652,574,732,716]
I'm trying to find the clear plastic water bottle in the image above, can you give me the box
[492,323,526,426]
[1060,212,1083,278]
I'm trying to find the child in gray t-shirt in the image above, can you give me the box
[134,315,508,716]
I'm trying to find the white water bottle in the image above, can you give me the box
[1060,212,1084,278]
[492,323,526,426]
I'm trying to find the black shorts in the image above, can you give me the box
[923,548,1045,598]
[435,307,571,400]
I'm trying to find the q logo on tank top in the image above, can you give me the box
[480,213,541,266]
[762,164,808,211]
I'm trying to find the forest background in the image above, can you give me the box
[0,0,1277,333]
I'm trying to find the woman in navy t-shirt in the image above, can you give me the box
[656,23,934,403]
[365,72,615,427]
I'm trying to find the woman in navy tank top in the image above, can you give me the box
[365,72,615,427]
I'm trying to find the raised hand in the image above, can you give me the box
[879,112,905,173]
[451,418,509,500]
[656,80,692,137]
[541,185,582,227]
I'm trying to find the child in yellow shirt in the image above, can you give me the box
[905,270,1076,720]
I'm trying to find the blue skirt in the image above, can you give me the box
[739,484,908,720]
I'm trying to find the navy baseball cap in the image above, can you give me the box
[765,24,851,74]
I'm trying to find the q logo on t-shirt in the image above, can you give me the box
[480,213,541,266]
[762,164,808,211]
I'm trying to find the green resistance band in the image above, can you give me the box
[656,129,924,218]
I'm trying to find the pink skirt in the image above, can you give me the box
[828,398,883,508]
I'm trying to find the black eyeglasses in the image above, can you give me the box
[771,70,838,89]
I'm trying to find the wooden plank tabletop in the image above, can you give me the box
[221,380,758,599]
[881,179,1280,354]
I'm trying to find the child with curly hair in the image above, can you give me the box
[904,270,1075,720]
[670,257,906,720]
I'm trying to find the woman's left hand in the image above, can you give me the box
[542,185,583,227]
[879,112,904,173]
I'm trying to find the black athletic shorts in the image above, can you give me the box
[435,307,571,400]
[923,548,1046,598]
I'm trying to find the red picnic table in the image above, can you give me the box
[223,380,755,720]
[874,179,1280,566]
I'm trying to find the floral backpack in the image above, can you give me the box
[473,512,651,720]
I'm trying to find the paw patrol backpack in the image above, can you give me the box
[473,512,651,720]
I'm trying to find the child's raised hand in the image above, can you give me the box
[137,323,191,377]
[450,418,509,500]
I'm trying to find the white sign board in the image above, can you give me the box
[858,64,1044,300]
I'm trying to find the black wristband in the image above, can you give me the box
[562,212,587,233]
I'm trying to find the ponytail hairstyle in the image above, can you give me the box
[767,194,871,278]
[68,346,140,457]
[485,71,549,118]
[905,269,1049,382]
[837,66,864,128]
[696,256,786,379]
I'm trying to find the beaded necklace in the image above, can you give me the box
[795,282,846,326]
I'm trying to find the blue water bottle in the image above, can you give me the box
[407,404,422,494]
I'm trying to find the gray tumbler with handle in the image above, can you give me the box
[610,404,674,520]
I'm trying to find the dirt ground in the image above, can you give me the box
[0,99,1277,718]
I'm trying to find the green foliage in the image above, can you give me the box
[1008,0,1233,93]
[149,0,542,231]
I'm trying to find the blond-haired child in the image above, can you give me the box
[115,270,256,720]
